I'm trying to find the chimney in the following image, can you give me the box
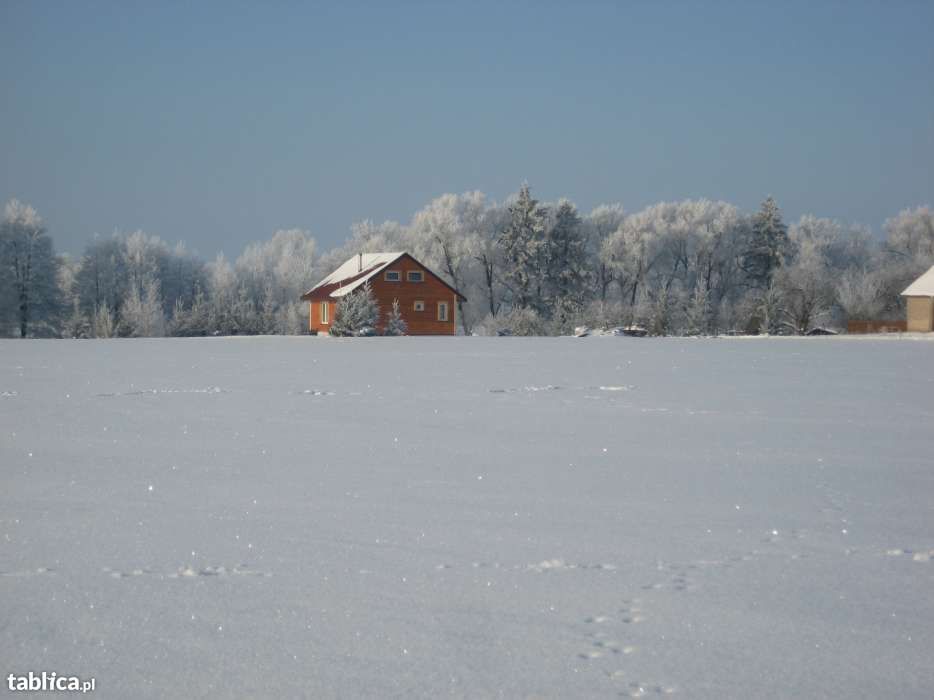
[357,252,362,272]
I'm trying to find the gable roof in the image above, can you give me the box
[901,264,934,297]
[301,252,466,301]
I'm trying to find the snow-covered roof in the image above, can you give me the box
[304,252,405,299]
[901,265,934,297]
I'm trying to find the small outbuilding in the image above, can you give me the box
[901,264,934,332]
[301,252,466,335]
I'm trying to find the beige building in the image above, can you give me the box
[901,265,934,332]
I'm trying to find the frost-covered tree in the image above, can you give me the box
[169,288,212,336]
[329,280,379,336]
[499,184,547,310]
[474,306,547,336]
[742,196,789,288]
[75,236,127,320]
[585,204,625,302]
[473,201,509,318]
[835,268,885,321]
[885,206,934,264]
[775,246,834,334]
[92,304,115,338]
[384,298,407,336]
[408,192,486,334]
[601,199,744,333]
[544,199,590,328]
[58,254,88,338]
[0,200,60,337]
[120,275,166,337]
[233,228,317,333]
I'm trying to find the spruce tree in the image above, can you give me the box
[545,199,590,326]
[384,298,407,336]
[499,183,547,310]
[742,196,789,287]
[330,280,379,336]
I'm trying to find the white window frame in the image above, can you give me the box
[384,270,401,282]
[437,301,449,322]
[414,300,425,311]
[407,270,424,282]
[320,301,329,324]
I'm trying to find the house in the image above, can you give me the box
[301,252,466,335]
[901,264,934,332]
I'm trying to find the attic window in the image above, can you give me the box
[384,270,401,282]
[407,270,424,282]
[414,300,425,312]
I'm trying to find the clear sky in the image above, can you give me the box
[1,0,932,257]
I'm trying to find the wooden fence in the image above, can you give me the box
[846,320,907,334]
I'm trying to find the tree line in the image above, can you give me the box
[1,189,932,338]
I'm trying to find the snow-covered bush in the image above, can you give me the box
[329,281,379,336]
[474,307,547,336]
[384,298,407,336]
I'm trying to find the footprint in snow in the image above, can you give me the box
[103,564,270,579]
[489,385,563,394]
[886,548,934,562]
[0,566,54,577]
[97,387,226,398]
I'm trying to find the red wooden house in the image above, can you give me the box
[301,252,466,335]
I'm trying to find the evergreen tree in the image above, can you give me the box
[329,280,379,336]
[545,199,590,326]
[742,196,789,287]
[499,183,547,310]
[384,298,407,335]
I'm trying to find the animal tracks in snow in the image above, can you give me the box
[488,385,564,394]
[96,387,227,398]
[578,598,678,695]
[0,566,55,577]
[103,564,270,580]
[488,384,636,395]
[432,558,621,573]
[885,548,934,563]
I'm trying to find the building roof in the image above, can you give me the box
[901,264,934,297]
[301,252,466,301]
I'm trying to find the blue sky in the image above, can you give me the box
[1,1,932,256]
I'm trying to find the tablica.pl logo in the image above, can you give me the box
[7,671,96,693]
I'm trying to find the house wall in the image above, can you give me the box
[906,296,934,332]
[368,256,457,335]
[308,300,336,334]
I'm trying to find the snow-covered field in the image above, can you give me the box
[2,335,933,699]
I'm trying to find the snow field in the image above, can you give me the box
[1,335,933,698]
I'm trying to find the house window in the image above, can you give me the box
[384,270,401,281]
[320,302,329,324]
[438,302,449,322]
[407,270,424,282]
[414,300,425,312]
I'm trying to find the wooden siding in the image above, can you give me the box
[306,255,458,335]
[906,297,934,332]
[308,300,336,334]
[368,256,457,335]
